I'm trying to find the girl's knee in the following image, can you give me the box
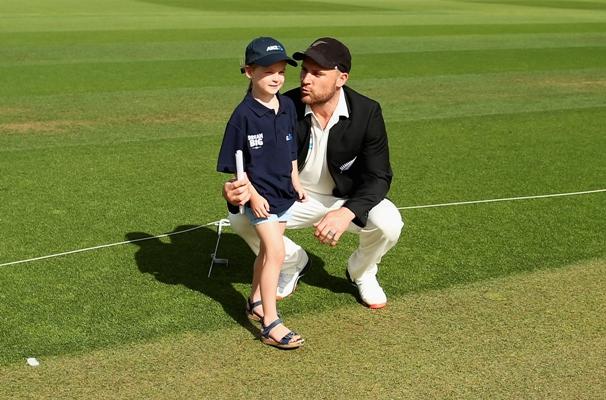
[263,248,285,266]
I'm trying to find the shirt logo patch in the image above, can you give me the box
[248,133,264,150]
[286,133,293,141]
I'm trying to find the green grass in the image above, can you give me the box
[2,259,604,399]
[0,0,605,395]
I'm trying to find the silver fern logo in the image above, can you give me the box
[339,157,357,172]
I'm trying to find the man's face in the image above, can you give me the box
[299,59,348,106]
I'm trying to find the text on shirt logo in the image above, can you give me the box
[248,133,264,149]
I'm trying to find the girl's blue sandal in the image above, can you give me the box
[261,318,304,349]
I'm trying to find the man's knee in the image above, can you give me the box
[368,200,404,243]
[379,213,404,244]
[228,212,251,236]
[227,212,260,254]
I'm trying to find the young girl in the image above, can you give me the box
[217,37,306,349]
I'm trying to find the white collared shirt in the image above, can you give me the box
[299,88,349,195]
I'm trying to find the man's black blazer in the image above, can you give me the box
[284,85,393,227]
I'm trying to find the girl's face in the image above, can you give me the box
[245,61,287,98]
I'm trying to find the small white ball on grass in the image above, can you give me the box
[26,357,40,367]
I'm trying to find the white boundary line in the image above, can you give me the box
[1,189,604,268]
[398,188,606,210]
[0,221,225,268]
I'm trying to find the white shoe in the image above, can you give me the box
[276,255,311,300]
[347,270,387,309]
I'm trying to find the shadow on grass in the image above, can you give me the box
[126,225,258,335]
[302,252,359,301]
[126,225,357,335]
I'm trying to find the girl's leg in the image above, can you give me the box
[247,253,264,320]
[255,221,300,342]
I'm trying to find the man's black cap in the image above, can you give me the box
[293,37,351,73]
[241,37,297,73]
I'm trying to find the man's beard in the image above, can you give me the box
[300,87,336,106]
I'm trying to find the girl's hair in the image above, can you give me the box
[243,64,254,92]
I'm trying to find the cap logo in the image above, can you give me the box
[311,40,327,47]
[266,45,283,52]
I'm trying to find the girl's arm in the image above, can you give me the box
[247,180,271,218]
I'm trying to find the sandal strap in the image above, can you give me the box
[246,298,264,322]
[247,298,263,310]
[247,299,282,324]
[279,331,299,345]
[261,318,284,337]
[262,319,300,345]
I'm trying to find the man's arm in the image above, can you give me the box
[343,102,392,225]
[314,101,392,246]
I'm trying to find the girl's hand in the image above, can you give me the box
[250,193,270,218]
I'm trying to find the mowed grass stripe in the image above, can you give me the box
[1,67,604,142]
[130,0,391,13]
[467,0,606,11]
[0,0,387,16]
[353,46,606,79]
[1,258,604,399]
[2,23,606,45]
[359,69,606,122]
[1,0,604,33]
[389,106,606,200]
[3,32,605,67]
[2,47,605,97]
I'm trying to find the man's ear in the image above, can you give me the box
[336,72,349,89]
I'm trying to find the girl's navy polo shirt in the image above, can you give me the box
[217,91,298,214]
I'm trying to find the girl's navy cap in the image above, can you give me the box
[241,37,297,73]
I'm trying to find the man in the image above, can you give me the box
[223,37,403,309]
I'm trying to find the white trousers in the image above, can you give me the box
[228,192,404,280]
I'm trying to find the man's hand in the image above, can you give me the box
[313,207,355,247]
[222,173,251,207]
